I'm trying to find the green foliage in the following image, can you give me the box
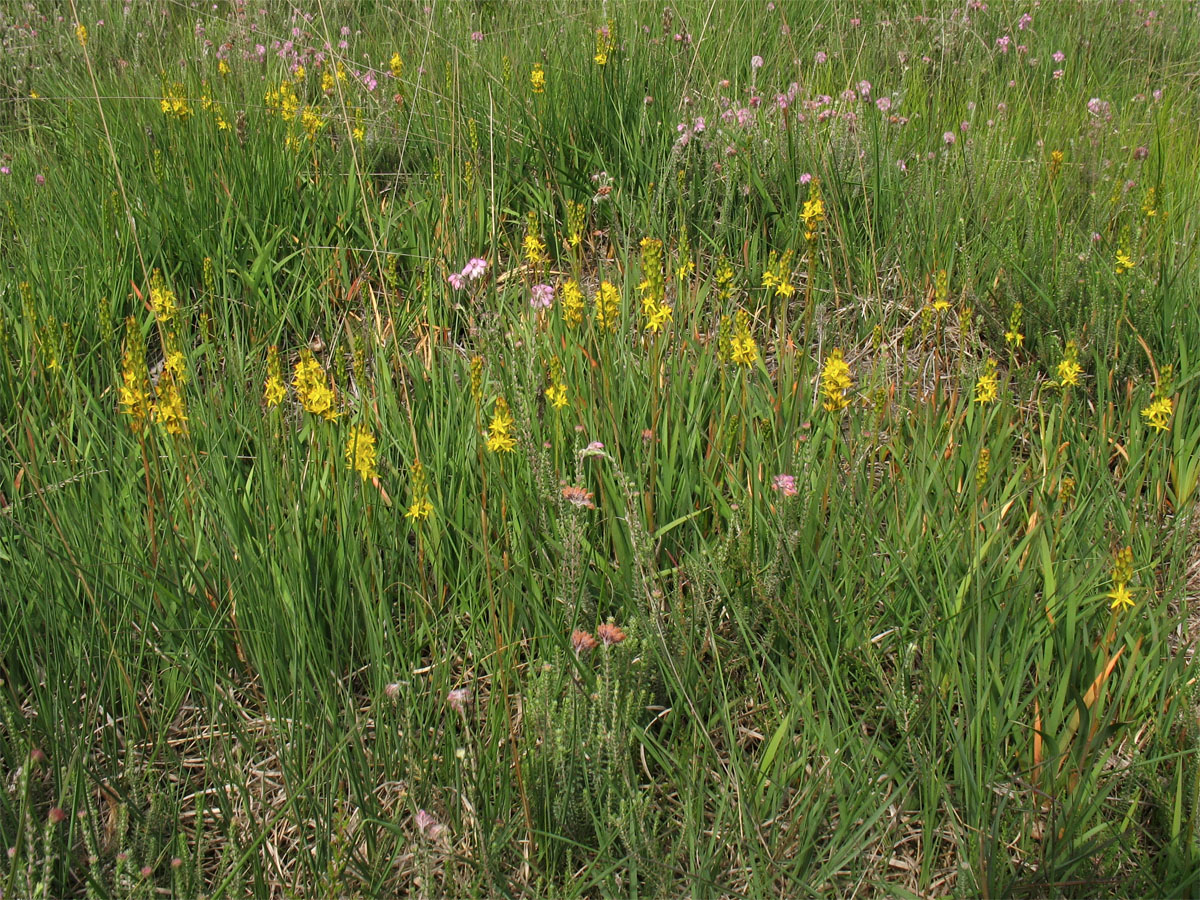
[2,1,1200,896]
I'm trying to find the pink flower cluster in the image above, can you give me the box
[529,284,554,309]
[447,257,488,290]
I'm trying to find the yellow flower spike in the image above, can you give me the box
[821,348,853,411]
[1141,397,1173,432]
[561,280,584,327]
[486,397,516,453]
[530,63,546,94]
[974,359,999,404]
[345,425,378,481]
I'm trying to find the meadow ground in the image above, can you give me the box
[2,1,1200,896]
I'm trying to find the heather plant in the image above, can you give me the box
[2,1,1200,897]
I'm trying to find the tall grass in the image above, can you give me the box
[2,1,1199,896]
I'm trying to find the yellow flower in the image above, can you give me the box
[345,425,378,481]
[545,382,568,409]
[160,83,193,119]
[730,333,757,367]
[390,52,403,80]
[974,359,999,404]
[264,375,286,407]
[645,303,672,333]
[1057,359,1083,387]
[487,397,516,452]
[595,281,620,331]
[1141,396,1172,432]
[561,279,584,327]
[530,63,546,94]
[1108,582,1134,611]
[153,378,188,436]
[293,351,339,420]
[1048,149,1063,178]
[118,319,151,433]
[293,65,305,82]
[405,460,432,520]
[801,185,824,241]
[300,106,325,140]
[1056,341,1082,388]
[218,59,230,76]
[149,271,177,323]
[728,310,758,367]
[594,23,616,66]
[523,232,546,265]
[1115,250,1135,275]
[405,498,434,520]
[931,269,951,313]
[1004,328,1024,348]
[821,348,853,411]
[75,23,87,47]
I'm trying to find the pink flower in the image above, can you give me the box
[447,272,465,290]
[943,131,956,145]
[530,284,554,308]
[815,51,827,64]
[876,97,892,113]
[1052,50,1065,63]
[0,167,9,175]
[995,35,1010,52]
[447,688,471,713]
[1017,12,1032,29]
[772,474,798,496]
[960,120,970,132]
[750,55,764,69]
[1053,69,1063,79]
[799,172,812,184]
[470,30,483,42]
[462,257,487,280]
[857,80,871,98]
[35,173,45,185]
[415,809,448,841]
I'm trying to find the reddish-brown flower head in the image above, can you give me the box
[597,623,626,646]
[571,630,598,654]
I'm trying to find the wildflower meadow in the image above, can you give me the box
[3,1,1200,896]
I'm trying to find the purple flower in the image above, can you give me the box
[772,474,798,496]
[530,284,554,309]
